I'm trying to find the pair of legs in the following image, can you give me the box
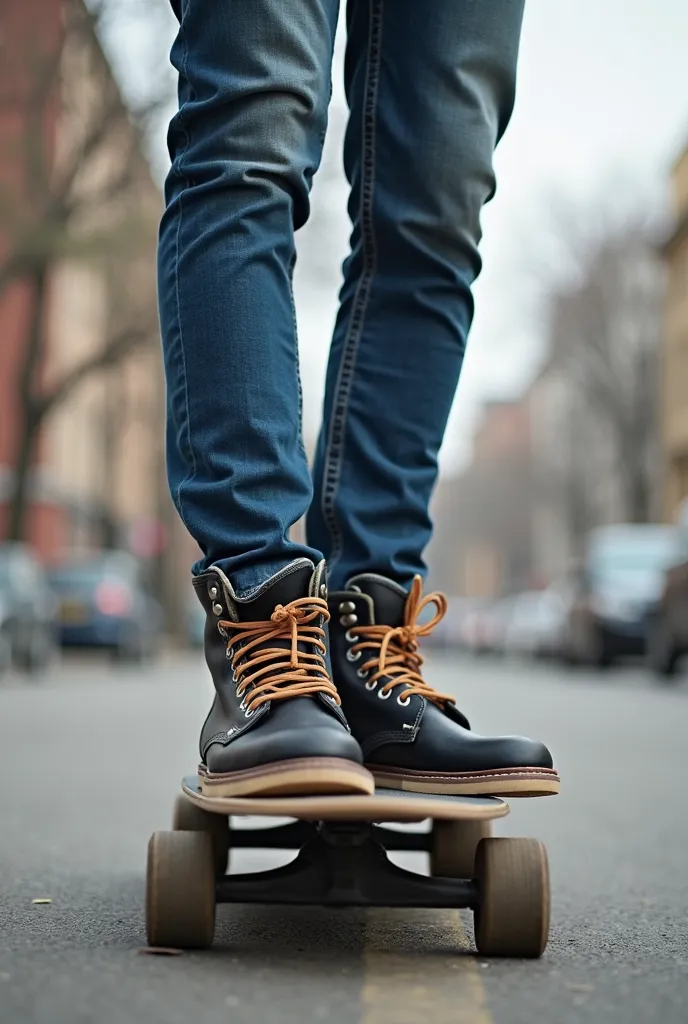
[159,0,525,595]
[159,0,559,800]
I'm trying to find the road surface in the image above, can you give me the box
[1,650,686,1023]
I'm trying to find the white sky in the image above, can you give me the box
[116,0,688,473]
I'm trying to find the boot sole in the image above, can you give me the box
[198,757,375,798]
[368,765,560,798]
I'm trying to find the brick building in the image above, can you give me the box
[0,0,168,565]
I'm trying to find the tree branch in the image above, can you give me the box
[36,324,155,421]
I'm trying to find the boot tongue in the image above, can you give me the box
[232,561,322,692]
[234,561,314,621]
[346,573,407,627]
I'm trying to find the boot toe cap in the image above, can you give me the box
[493,734,554,770]
[205,726,363,775]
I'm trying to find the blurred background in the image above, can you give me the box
[1,0,687,679]
[2,3,688,1021]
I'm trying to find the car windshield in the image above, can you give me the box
[589,530,681,592]
[49,563,126,591]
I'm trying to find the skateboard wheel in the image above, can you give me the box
[429,819,492,879]
[473,837,550,958]
[172,794,230,877]
[146,831,216,949]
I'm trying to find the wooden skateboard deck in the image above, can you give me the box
[181,774,509,824]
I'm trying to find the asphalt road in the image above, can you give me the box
[1,649,687,1024]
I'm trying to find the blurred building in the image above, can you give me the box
[0,0,170,569]
[427,401,536,598]
[661,141,688,521]
[526,340,623,583]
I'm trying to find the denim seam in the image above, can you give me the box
[172,14,196,529]
[288,252,308,465]
[319,0,384,572]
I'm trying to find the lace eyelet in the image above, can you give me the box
[346,648,362,662]
[356,667,368,679]
[345,629,358,643]
[244,707,254,718]
[377,688,392,700]
[365,679,377,691]
[397,694,411,706]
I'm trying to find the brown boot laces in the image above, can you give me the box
[218,597,340,715]
[349,576,456,707]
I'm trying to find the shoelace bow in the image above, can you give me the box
[218,597,340,715]
[350,576,456,706]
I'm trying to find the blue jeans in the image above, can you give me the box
[159,0,524,595]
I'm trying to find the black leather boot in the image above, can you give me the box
[192,558,374,798]
[328,574,559,797]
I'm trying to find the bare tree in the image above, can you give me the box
[546,227,663,526]
[0,0,170,541]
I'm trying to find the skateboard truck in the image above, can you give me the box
[216,821,477,909]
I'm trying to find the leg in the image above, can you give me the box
[159,0,373,799]
[308,0,524,589]
[159,0,338,595]
[312,1,558,799]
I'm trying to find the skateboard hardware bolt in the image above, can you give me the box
[208,584,219,599]
[377,688,392,700]
[345,629,358,643]
[212,602,223,616]
[339,601,356,614]
[346,647,362,662]
[341,613,358,627]
[365,678,377,690]
[397,694,411,706]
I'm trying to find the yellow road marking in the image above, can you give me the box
[362,909,493,1024]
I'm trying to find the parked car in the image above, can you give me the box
[560,525,682,668]
[503,589,567,660]
[420,597,474,650]
[645,528,688,679]
[187,593,205,649]
[0,543,57,676]
[458,601,491,654]
[48,552,163,662]
[462,597,517,656]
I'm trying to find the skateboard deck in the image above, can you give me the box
[181,774,509,823]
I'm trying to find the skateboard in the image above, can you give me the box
[145,775,551,958]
